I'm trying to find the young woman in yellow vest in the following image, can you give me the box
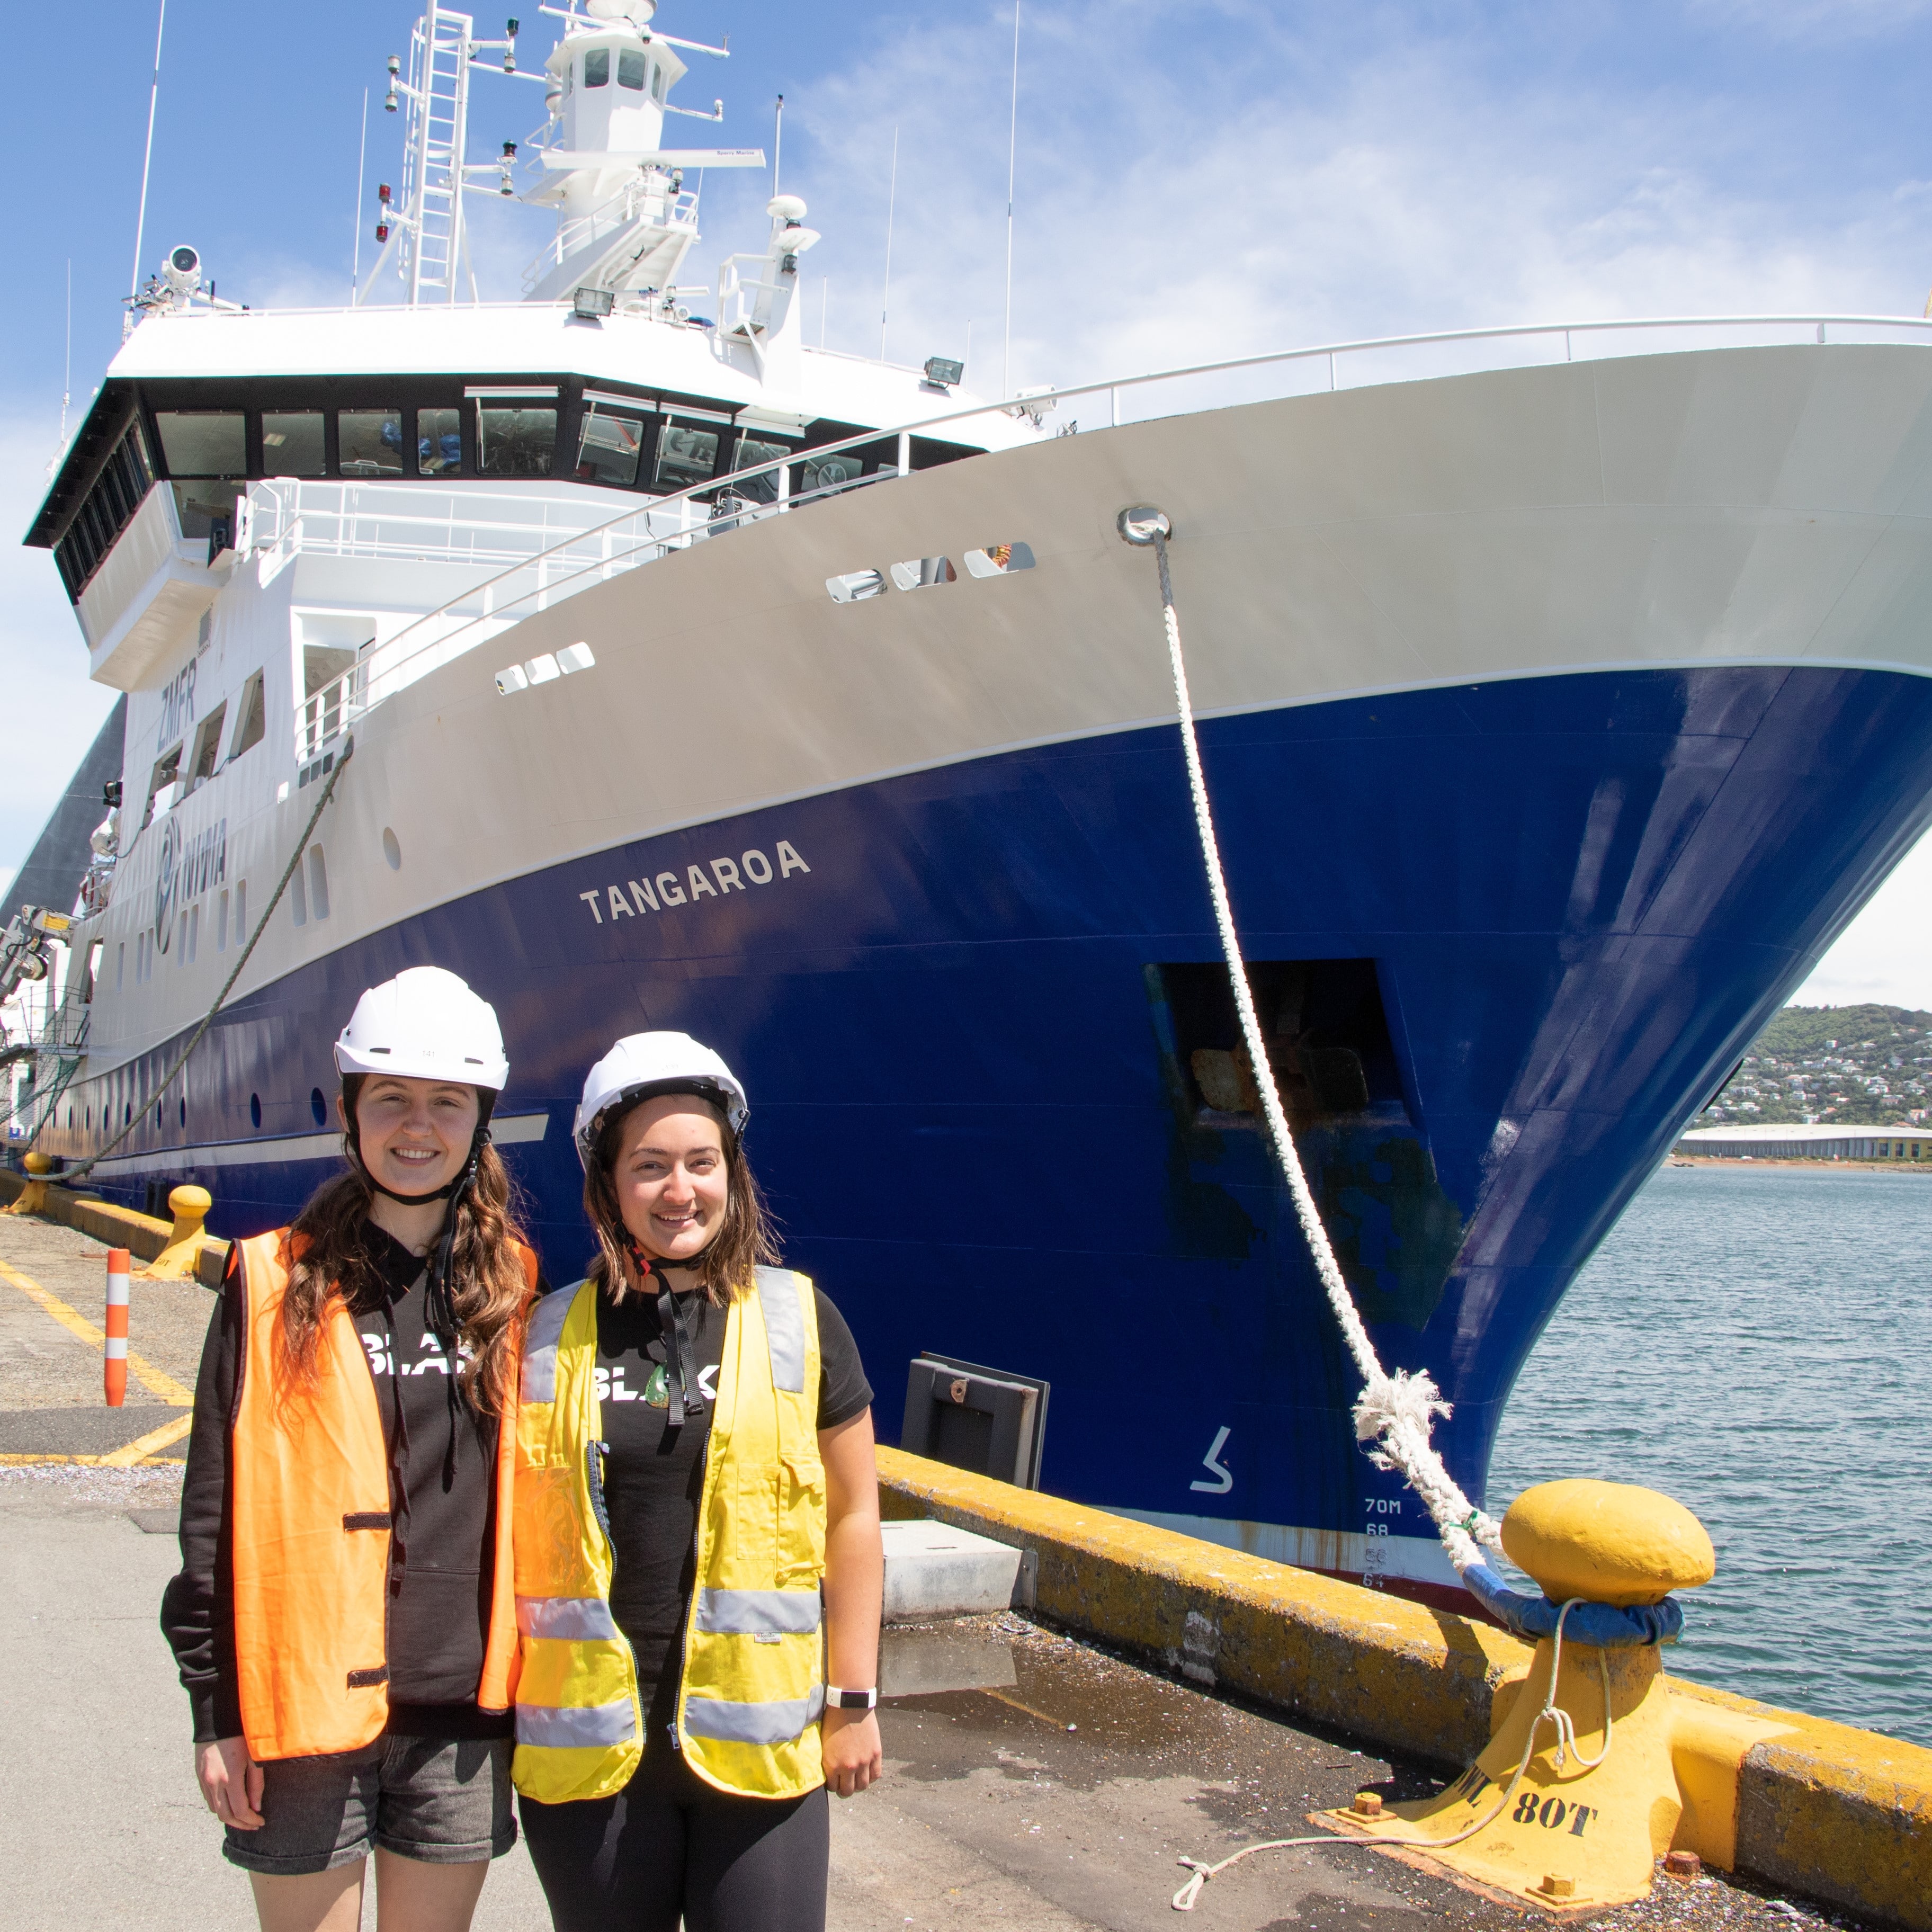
[514,1031,884,1932]
[161,967,542,1932]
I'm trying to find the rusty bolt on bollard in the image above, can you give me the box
[1350,1792,1383,1818]
[1664,1851,1703,1882]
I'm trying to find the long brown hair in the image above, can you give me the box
[583,1091,777,1307]
[277,1083,532,1416]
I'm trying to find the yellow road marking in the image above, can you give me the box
[0,1451,186,1466]
[0,1256,195,1406]
[99,1411,196,1465]
[983,1688,1075,1729]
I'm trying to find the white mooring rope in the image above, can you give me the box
[1122,509,1503,1574]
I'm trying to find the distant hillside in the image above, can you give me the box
[1696,1004,1932,1129]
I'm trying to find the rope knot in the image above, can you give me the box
[1172,1859,1211,1912]
[1351,1367,1452,1456]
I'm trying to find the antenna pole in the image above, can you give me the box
[879,126,898,361]
[351,87,370,302]
[773,94,783,196]
[1003,1,1019,396]
[49,260,71,478]
[128,0,168,308]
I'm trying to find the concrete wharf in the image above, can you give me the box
[0,1204,1908,1931]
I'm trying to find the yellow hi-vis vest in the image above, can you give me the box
[511,1267,827,1803]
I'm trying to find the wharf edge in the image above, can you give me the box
[875,1445,1932,1931]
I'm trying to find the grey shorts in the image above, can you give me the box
[223,1735,515,1876]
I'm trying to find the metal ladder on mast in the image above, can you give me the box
[398,5,477,304]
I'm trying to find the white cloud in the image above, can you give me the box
[1794,831,1932,1011]
[0,416,119,875]
[777,1,1932,400]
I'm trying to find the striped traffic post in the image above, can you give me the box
[104,1248,130,1407]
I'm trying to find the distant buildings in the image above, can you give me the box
[1676,1123,1932,1161]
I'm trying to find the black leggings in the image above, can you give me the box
[520,1745,828,1932]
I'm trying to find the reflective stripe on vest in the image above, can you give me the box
[517,1697,638,1749]
[229,1230,534,1764]
[517,1595,621,1641]
[509,1268,826,1803]
[694,1588,822,1637]
[685,1685,826,1746]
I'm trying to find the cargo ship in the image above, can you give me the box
[12,0,1932,1604]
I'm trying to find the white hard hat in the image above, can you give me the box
[334,966,509,1092]
[575,1031,749,1166]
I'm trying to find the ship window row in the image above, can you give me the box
[53,422,157,600]
[144,401,943,507]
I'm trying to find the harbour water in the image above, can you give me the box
[1487,1161,1932,1747]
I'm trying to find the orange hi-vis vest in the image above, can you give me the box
[229,1229,536,1761]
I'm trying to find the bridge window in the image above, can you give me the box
[618,47,646,88]
[577,406,647,487]
[339,409,403,477]
[417,407,462,476]
[52,421,155,600]
[731,434,792,503]
[655,422,719,489]
[477,406,557,478]
[796,452,864,498]
[650,61,666,102]
[584,46,610,86]
[262,412,325,477]
[156,411,245,477]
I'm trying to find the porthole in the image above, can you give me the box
[383,827,402,870]
[889,556,956,592]
[179,1097,186,1127]
[310,1087,328,1126]
[250,1093,262,1131]
[963,542,1035,577]
[826,569,885,603]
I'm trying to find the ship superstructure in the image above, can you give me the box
[15,2,1932,1605]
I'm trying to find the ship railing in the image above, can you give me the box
[253,479,628,577]
[287,308,1932,757]
[519,184,702,296]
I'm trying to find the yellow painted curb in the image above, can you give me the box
[0,1168,229,1289]
[876,1444,1525,1766]
[875,1448,1932,1930]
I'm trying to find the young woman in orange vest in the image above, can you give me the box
[161,967,542,1932]
[513,1031,883,1932]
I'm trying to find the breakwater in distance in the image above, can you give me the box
[1487,1162,1932,1747]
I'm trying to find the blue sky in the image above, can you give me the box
[6,0,1932,999]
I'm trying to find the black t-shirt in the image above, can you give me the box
[594,1278,872,1698]
[347,1229,507,1720]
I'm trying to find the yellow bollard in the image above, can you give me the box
[2,1151,56,1217]
[141,1184,213,1280]
[1321,1479,1743,1913]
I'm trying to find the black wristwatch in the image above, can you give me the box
[825,1686,878,1710]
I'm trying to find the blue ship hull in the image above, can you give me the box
[52,664,1932,1589]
